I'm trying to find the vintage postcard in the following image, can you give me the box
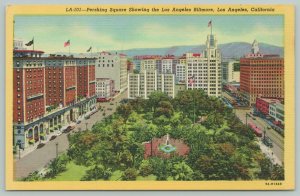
[6,4,294,190]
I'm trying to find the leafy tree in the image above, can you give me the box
[132,123,157,143]
[128,97,146,113]
[122,168,139,181]
[22,171,42,181]
[139,159,153,177]
[64,86,281,182]
[67,131,98,166]
[271,164,284,180]
[148,157,170,180]
[81,165,112,181]
[202,112,224,130]
[218,142,235,156]
[44,154,69,178]
[153,115,170,127]
[171,162,194,181]
[194,155,216,179]
[258,157,273,179]
[117,103,133,123]
[118,150,133,169]
[154,101,174,118]
[147,91,170,112]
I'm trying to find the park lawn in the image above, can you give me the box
[167,176,174,181]
[49,161,89,181]
[136,174,157,181]
[109,170,123,181]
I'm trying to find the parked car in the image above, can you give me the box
[107,108,113,111]
[110,102,114,105]
[50,135,57,141]
[76,119,81,124]
[37,143,45,149]
[262,137,273,148]
[56,131,62,136]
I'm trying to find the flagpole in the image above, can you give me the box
[193,80,195,124]
[211,20,213,35]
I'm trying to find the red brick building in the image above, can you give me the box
[255,97,281,116]
[64,65,76,106]
[240,41,284,106]
[13,50,45,124]
[13,48,97,149]
[45,56,77,107]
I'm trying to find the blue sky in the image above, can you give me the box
[14,15,284,53]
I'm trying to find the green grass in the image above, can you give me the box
[49,161,89,181]
[47,161,158,181]
[136,174,157,181]
[109,170,123,181]
[167,176,174,181]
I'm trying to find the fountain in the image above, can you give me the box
[159,134,176,153]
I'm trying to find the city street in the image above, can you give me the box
[14,91,128,179]
[234,108,284,165]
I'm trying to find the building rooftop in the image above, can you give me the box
[14,49,44,54]
[258,97,281,104]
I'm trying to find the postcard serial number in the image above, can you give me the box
[265,182,283,186]
[66,8,82,12]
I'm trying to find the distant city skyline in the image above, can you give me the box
[14,15,284,53]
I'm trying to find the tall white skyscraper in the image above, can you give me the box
[186,34,222,97]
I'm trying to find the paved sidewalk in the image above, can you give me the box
[14,131,61,159]
[257,140,282,166]
[14,133,69,179]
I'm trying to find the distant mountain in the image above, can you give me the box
[118,42,283,59]
[52,42,283,59]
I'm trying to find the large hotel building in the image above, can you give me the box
[240,40,284,106]
[13,45,97,149]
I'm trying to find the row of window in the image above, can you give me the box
[98,64,115,68]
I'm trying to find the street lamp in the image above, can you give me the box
[55,142,58,158]
[245,112,251,126]
[18,142,24,160]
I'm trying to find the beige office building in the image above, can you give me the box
[128,70,175,99]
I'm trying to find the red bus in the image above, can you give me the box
[97,97,111,102]
[248,122,263,137]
